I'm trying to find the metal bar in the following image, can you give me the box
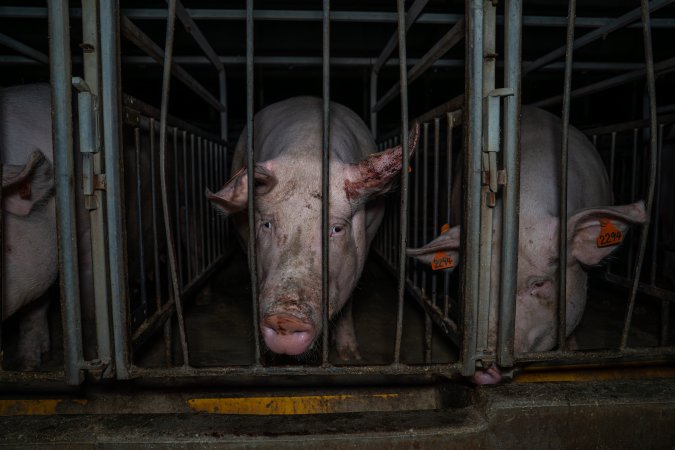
[218,71,228,142]
[321,0,330,365]
[173,128,183,288]
[6,7,675,28]
[516,346,675,364]
[0,32,48,64]
[204,142,213,268]
[462,0,484,377]
[189,134,197,281]
[443,112,455,319]
[48,0,84,385]
[627,128,639,272]
[599,272,675,303]
[582,113,675,136]
[532,57,675,107]
[100,0,130,380]
[0,164,3,360]
[149,119,163,313]
[422,123,429,297]
[651,124,664,286]
[621,0,659,349]
[524,0,674,75]
[246,0,261,365]
[498,0,522,368]
[557,0,576,352]
[134,128,148,319]
[158,0,190,367]
[432,118,440,303]
[198,137,205,273]
[413,129,421,287]
[120,16,226,113]
[372,18,464,114]
[81,0,113,375]
[373,0,428,74]
[394,0,411,365]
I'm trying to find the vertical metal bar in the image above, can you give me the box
[610,132,617,187]
[149,118,163,312]
[621,0,658,349]
[651,124,664,286]
[49,0,84,385]
[197,137,205,272]
[462,0,484,377]
[413,129,421,287]
[82,0,113,373]
[205,141,212,266]
[432,117,440,300]
[422,123,429,297]
[394,0,411,364]
[100,0,130,379]
[370,72,378,137]
[321,0,331,365]
[134,128,148,316]
[246,0,261,364]
[557,0,576,352]
[219,71,228,142]
[499,0,522,366]
[628,128,639,272]
[183,130,194,284]
[189,134,196,281]
[173,127,183,288]
[444,112,455,319]
[158,0,189,366]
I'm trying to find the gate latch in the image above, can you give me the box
[72,77,103,206]
[482,87,514,207]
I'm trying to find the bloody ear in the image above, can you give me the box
[406,225,461,272]
[344,121,420,202]
[206,164,277,215]
[568,201,647,266]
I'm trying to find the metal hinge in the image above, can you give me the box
[72,77,104,207]
[482,88,514,207]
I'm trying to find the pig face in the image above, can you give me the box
[208,124,419,357]
[408,201,647,355]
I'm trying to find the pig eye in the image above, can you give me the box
[330,225,344,237]
[261,221,273,230]
[529,278,552,298]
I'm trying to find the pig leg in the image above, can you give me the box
[17,297,51,370]
[333,299,361,361]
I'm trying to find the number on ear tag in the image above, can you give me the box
[596,218,623,248]
[432,251,454,271]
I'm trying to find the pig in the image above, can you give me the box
[207,97,419,359]
[407,106,646,384]
[1,83,95,369]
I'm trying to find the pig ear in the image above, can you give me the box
[206,163,277,215]
[406,225,461,272]
[2,150,53,216]
[567,201,647,266]
[344,121,420,202]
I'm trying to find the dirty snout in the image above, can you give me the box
[259,283,322,356]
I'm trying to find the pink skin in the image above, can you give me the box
[207,97,419,358]
[407,107,647,384]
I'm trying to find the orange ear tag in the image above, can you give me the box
[432,251,454,271]
[440,223,450,234]
[596,218,623,248]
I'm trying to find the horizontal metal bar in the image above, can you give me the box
[531,56,675,107]
[598,273,675,304]
[372,18,465,113]
[0,54,652,72]
[517,346,675,364]
[129,363,463,379]
[524,0,675,75]
[3,6,675,28]
[582,112,675,135]
[120,16,226,113]
[0,32,48,64]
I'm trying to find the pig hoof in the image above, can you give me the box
[336,343,362,361]
[470,365,503,385]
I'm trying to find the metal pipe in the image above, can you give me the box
[134,128,148,318]
[48,0,84,385]
[422,123,429,298]
[149,119,163,313]
[498,0,522,367]
[462,0,484,377]
[524,0,674,75]
[444,112,455,319]
[0,32,48,64]
[557,0,576,352]
[394,0,411,365]
[6,6,675,28]
[621,0,659,349]
[120,16,226,114]
[432,117,440,303]
[651,124,664,286]
[372,18,464,114]
[173,128,183,288]
[532,57,675,107]
[246,0,261,364]
[189,134,197,281]
[321,0,330,365]
[158,0,190,367]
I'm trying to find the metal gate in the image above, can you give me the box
[1,0,674,387]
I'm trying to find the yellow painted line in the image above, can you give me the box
[515,366,675,383]
[0,399,87,416]
[187,393,400,415]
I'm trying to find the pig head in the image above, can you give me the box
[408,106,646,383]
[208,97,418,359]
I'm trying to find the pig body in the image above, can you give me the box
[408,106,646,383]
[209,97,418,359]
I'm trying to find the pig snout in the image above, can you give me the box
[262,314,316,356]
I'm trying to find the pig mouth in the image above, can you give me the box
[261,313,318,356]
